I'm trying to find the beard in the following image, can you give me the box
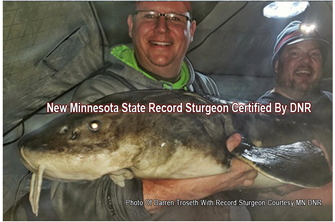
[275,73,321,99]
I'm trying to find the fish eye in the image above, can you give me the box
[88,120,101,132]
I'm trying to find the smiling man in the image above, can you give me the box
[257,20,332,126]
[128,1,196,81]
[259,21,331,103]
[73,1,220,103]
[274,40,324,99]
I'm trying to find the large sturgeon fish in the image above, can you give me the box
[19,90,332,216]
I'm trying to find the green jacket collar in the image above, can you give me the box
[111,45,190,90]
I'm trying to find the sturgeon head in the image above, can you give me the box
[19,112,138,182]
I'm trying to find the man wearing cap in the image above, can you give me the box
[258,20,332,127]
[254,20,332,221]
[7,2,256,220]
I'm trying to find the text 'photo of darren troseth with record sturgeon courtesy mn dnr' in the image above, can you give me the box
[3,1,333,221]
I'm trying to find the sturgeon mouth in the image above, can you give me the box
[20,147,65,181]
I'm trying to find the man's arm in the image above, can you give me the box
[142,133,258,214]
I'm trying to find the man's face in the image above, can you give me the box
[127,1,196,78]
[274,40,324,98]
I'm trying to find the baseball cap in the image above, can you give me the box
[272,20,331,67]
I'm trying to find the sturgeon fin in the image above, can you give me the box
[232,141,332,188]
[109,169,134,187]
